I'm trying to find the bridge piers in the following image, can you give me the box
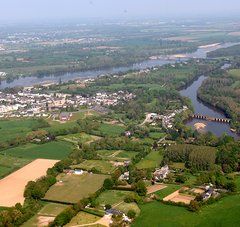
[191,114,230,123]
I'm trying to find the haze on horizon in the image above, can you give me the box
[1,0,240,24]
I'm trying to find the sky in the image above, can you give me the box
[1,0,240,23]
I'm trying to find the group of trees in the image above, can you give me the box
[216,140,240,173]
[163,144,216,171]
[196,171,237,192]
[198,71,240,133]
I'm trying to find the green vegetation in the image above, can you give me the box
[96,123,125,137]
[65,211,100,226]
[58,132,101,145]
[22,203,69,227]
[149,132,166,140]
[96,149,137,161]
[44,173,109,203]
[207,44,240,58]
[0,141,73,160]
[115,202,140,216]
[136,151,163,169]
[155,184,182,199]
[38,203,69,216]
[133,195,240,227]
[72,160,117,174]
[0,155,30,178]
[198,67,240,133]
[164,144,216,171]
[0,118,47,143]
[96,190,135,206]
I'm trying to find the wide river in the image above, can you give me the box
[0,42,239,138]
[0,42,236,89]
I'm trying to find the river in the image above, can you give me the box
[0,42,237,89]
[180,75,239,139]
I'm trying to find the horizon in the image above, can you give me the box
[1,0,240,24]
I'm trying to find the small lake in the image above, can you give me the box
[180,75,239,139]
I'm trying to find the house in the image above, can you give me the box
[119,171,129,181]
[59,112,72,122]
[106,209,123,216]
[124,160,131,167]
[125,131,132,137]
[74,169,84,175]
[202,185,214,200]
[153,165,170,181]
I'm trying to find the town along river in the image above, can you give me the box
[180,75,239,139]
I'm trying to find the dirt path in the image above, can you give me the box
[147,184,167,194]
[109,150,122,158]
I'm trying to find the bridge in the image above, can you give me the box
[192,114,231,123]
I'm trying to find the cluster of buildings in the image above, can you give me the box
[143,106,188,129]
[0,87,134,119]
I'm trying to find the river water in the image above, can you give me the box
[180,75,239,139]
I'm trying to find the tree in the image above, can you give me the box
[105,204,112,210]
[134,181,147,196]
[188,200,200,212]
[127,210,136,219]
[175,175,187,184]
[225,181,237,192]
[103,178,114,190]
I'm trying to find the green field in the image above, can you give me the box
[149,132,166,140]
[0,141,73,160]
[0,155,30,178]
[96,190,135,206]
[96,123,125,137]
[58,132,101,145]
[155,184,181,199]
[38,203,69,216]
[0,119,42,142]
[136,151,163,169]
[44,173,109,203]
[66,211,101,226]
[73,160,117,174]
[133,194,240,227]
[96,150,137,161]
[22,202,69,227]
[229,69,240,79]
[115,202,140,215]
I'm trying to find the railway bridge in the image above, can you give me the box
[192,114,231,123]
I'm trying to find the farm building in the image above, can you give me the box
[153,165,170,181]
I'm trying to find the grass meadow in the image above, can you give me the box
[44,173,109,203]
[136,151,163,169]
[133,194,240,227]
[0,141,73,160]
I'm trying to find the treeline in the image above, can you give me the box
[163,144,216,171]
[216,140,240,173]
[198,74,240,133]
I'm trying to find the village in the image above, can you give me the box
[0,84,135,119]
